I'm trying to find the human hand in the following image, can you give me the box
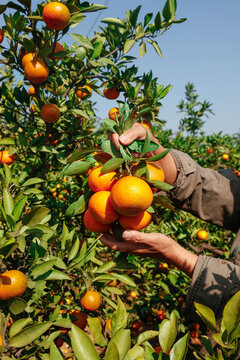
[111,122,178,185]
[100,230,198,277]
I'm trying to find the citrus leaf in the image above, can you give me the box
[194,302,217,332]
[21,178,45,187]
[61,161,90,176]
[159,312,178,353]
[71,324,100,360]
[101,158,124,173]
[147,149,170,162]
[169,332,189,360]
[9,322,52,347]
[137,330,159,345]
[3,188,14,215]
[88,317,107,347]
[101,17,126,28]
[70,34,93,49]
[9,318,33,339]
[50,341,64,359]
[124,39,135,54]
[22,206,50,227]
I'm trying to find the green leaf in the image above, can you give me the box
[9,318,33,339]
[70,34,93,49]
[21,178,45,187]
[71,324,100,360]
[221,290,240,340]
[22,206,50,227]
[88,317,107,347]
[154,11,162,30]
[3,163,12,188]
[124,39,136,54]
[201,335,214,356]
[142,131,151,155]
[159,84,173,99]
[169,332,189,360]
[0,241,18,259]
[50,342,64,359]
[111,297,128,334]
[0,137,15,145]
[3,188,14,215]
[110,273,136,287]
[151,40,163,57]
[159,312,178,353]
[0,5,7,14]
[8,298,27,315]
[194,302,217,332]
[128,140,159,154]
[95,261,116,274]
[68,237,80,262]
[101,158,124,173]
[129,5,141,28]
[101,17,126,28]
[147,149,170,161]
[149,180,173,192]
[65,195,87,217]
[137,330,159,345]
[106,329,131,360]
[105,342,120,360]
[9,322,52,347]
[61,161,90,176]
[31,259,57,278]
[162,0,177,21]
[144,12,153,26]
[12,196,27,222]
[139,41,146,58]
[67,147,98,162]
[124,345,145,360]
[36,270,71,281]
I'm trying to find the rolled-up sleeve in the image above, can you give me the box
[186,255,240,317]
[169,149,240,232]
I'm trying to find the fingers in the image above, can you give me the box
[100,233,138,253]
[118,123,147,145]
[111,133,121,150]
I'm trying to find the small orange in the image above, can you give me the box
[0,270,27,300]
[0,151,14,165]
[140,120,152,132]
[80,290,101,311]
[130,290,137,298]
[42,2,70,30]
[206,148,214,154]
[70,310,88,329]
[107,279,118,287]
[197,229,208,241]
[50,42,65,59]
[157,310,166,320]
[76,85,92,99]
[103,87,119,100]
[190,330,199,338]
[88,166,117,192]
[108,107,120,121]
[110,176,153,216]
[222,153,229,160]
[0,333,3,348]
[21,52,37,68]
[30,105,36,113]
[24,58,49,84]
[0,29,4,44]
[118,211,152,230]
[83,209,110,233]
[88,191,118,224]
[28,86,36,95]
[40,103,60,123]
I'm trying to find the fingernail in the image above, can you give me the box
[122,230,131,239]
[119,134,127,143]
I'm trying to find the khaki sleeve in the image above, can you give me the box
[186,255,240,317]
[169,149,240,232]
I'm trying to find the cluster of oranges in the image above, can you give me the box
[83,163,165,234]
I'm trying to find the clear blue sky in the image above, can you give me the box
[1,0,240,135]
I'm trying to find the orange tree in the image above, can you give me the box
[0,0,199,358]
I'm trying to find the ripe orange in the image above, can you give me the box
[76,85,92,99]
[118,211,152,230]
[0,150,14,165]
[83,209,110,233]
[42,2,70,30]
[132,320,141,330]
[28,86,36,95]
[70,310,88,329]
[134,162,165,182]
[80,290,101,311]
[130,290,137,298]
[157,310,166,320]
[206,148,213,154]
[197,229,208,241]
[40,103,60,123]
[110,176,153,216]
[24,58,49,84]
[0,270,27,300]
[103,87,119,100]
[0,29,4,44]
[30,105,36,113]
[222,153,229,160]
[140,120,152,131]
[21,52,37,68]
[88,191,118,225]
[108,107,120,121]
[50,42,65,59]
[190,330,199,338]
[88,166,117,192]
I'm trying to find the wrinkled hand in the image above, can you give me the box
[100,230,198,277]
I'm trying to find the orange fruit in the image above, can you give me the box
[0,29,4,44]
[103,87,119,100]
[40,103,60,123]
[197,229,208,241]
[42,2,70,30]
[140,120,152,131]
[107,279,118,287]
[130,290,137,298]
[80,290,101,311]
[157,310,166,320]
[76,85,92,99]
[206,148,213,154]
[30,105,36,113]
[88,166,117,192]
[108,107,120,121]
[21,52,37,68]
[24,58,49,84]
[0,150,14,165]
[83,209,110,233]
[132,320,142,330]
[28,86,36,95]
[222,153,229,160]
[0,270,27,300]
[118,211,152,230]
[88,191,118,225]
[50,42,65,59]
[110,176,153,216]
[134,162,165,182]
[70,310,88,329]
